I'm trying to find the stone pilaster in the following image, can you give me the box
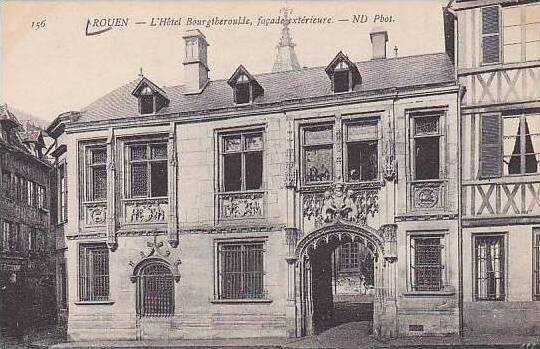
[167,122,179,248]
[106,128,117,251]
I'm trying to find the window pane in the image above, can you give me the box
[91,148,107,164]
[131,146,147,160]
[92,166,107,200]
[224,153,242,191]
[235,83,250,104]
[503,26,522,45]
[347,123,378,141]
[415,116,439,135]
[503,7,521,27]
[245,133,263,151]
[150,161,168,197]
[415,137,440,180]
[526,23,540,42]
[334,70,350,93]
[413,237,442,291]
[525,4,540,23]
[347,141,378,181]
[151,144,167,160]
[526,41,540,61]
[304,127,332,145]
[131,163,148,197]
[305,147,333,183]
[504,43,522,63]
[245,152,263,190]
[223,136,242,153]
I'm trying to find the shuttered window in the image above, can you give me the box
[480,113,503,178]
[482,6,501,64]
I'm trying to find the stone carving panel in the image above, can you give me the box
[412,181,444,210]
[218,192,264,219]
[125,199,168,224]
[303,183,379,228]
[85,204,107,226]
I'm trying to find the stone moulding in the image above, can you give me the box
[128,236,182,283]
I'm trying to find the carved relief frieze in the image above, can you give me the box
[302,183,378,228]
[125,199,168,224]
[218,192,264,220]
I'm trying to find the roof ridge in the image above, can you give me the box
[162,51,448,89]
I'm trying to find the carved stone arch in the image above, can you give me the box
[294,218,384,261]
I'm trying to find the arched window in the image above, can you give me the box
[136,262,174,317]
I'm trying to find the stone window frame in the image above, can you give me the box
[405,230,451,295]
[212,236,271,303]
[79,140,107,205]
[77,242,112,304]
[300,122,335,186]
[472,233,507,302]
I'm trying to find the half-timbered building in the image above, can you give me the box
[445,0,540,336]
[0,104,55,334]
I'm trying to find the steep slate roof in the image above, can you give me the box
[78,52,455,123]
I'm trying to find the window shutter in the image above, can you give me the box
[480,113,502,178]
[481,6,500,64]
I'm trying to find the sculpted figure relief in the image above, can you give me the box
[304,183,379,226]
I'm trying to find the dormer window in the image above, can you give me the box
[139,86,154,115]
[325,51,362,93]
[131,77,170,115]
[227,65,264,105]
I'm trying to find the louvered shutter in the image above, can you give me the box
[480,113,502,178]
[481,6,500,64]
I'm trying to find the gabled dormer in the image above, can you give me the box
[325,52,362,93]
[131,77,170,115]
[227,65,263,105]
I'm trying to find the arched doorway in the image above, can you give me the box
[136,262,175,317]
[294,221,394,337]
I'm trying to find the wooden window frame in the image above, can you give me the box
[473,233,507,301]
[502,113,540,176]
[58,162,68,224]
[218,129,264,193]
[344,119,380,183]
[86,146,107,202]
[301,124,334,186]
[78,243,110,302]
[410,112,445,181]
[534,228,540,301]
[126,142,168,199]
[502,4,540,63]
[214,239,268,301]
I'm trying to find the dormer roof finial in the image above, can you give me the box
[138,67,144,78]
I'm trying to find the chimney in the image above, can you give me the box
[369,28,388,59]
[182,29,209,94]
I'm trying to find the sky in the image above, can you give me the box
[0,0,449,123]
